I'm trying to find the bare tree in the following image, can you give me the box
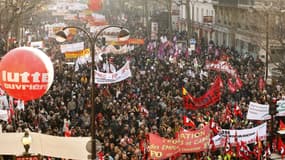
[0,0,46,50]
[245,1,285,80]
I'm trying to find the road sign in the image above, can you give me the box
[189,38,196,45]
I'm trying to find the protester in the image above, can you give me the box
[0,12,284,160]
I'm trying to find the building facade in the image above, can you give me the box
[213,0,258,54]
[190,0,215,44]
[177,0,215,43]
[213,0,285,57]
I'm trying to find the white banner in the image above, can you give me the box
[60,42,84,53]
[30,41,43,48]
[213,123,267,146]
[101,45,135,55]
[95,61,132,84]
[246,102,271,120]
[276,100,285,116]
[151,22,158,40]
[0,95,8,110]
[0,132,89,160]
[212,134,226,148]
[90,26,129,42]
[46,23,65,37]
[0,109,8,121]
[205,61,237,77]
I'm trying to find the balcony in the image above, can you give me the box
[213,0,238,7]
[238,0,254,8]
[213,0,254,7]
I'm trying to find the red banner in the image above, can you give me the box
[205,60,243,92]
[205,60,237,77]
[177,125,211,153]
[16,156,40,160]
[183,76,222,110]
[148,134,180,159]
[148,125,211,159]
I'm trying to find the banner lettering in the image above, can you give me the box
[60,42,84,53]
[95,61,132,84]
[205,61,237,77]
[246,102,271,120]
[65,48,90,59]
[213,123,267,146]
[276,100,285,116]
[107,39,145,45]
[148,125,210,159]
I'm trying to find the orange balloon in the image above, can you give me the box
[0,47,54,101]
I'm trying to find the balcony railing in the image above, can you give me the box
[213,0,254,7]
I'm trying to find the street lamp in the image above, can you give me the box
[55,25,129,160]
[21,130,32,156]
[265,11,269,81]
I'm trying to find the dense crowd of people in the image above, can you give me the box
[0,10,284,160]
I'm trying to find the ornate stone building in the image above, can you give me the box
[213,0,285,58]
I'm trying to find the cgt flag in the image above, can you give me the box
[183,116,196,128]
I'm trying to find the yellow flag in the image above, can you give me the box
[182,87,188,96]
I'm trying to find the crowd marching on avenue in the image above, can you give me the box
[0,0,285,160]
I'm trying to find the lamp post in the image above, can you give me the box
[55,25,129,160]
[21,130,32,156]
[265,12,269,81]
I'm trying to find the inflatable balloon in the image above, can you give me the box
[0,47,54,101]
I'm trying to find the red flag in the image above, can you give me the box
[225,135,232,155]
[263,143,271,159]
[139,140,147,160]
[234,131,240,158]
[278,137,285,153]
[258,77,265,91]
[235,76,243,89]
[88,0,102,11]
[240,141,251,160]
[234,102,242,118]
[182,87,194,109]
[228,78,236,93]
[138,104,149,117]
[278,136,285,160]
[183,116,196,128]
[280,120,285,131]
[97,151,104,160]
[220,53,229,61]
[254,133,262,159]
[224,103,232,121]
[209,118,220,134]
[64,122,71,137]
